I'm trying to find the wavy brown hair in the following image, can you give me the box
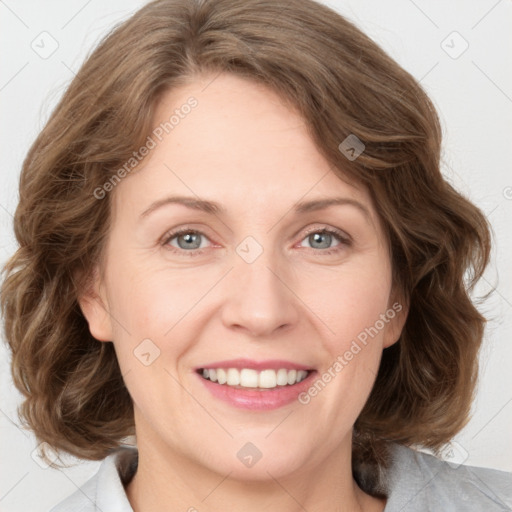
[1,0,490,496]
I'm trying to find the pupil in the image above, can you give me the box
[179,232,201,249]
[311,232,330,249]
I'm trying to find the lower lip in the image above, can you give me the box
[197,371,317,410]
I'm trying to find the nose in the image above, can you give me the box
[220,248,300,338]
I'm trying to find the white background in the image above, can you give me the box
[1,1,511,511]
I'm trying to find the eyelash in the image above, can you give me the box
[160,226,351,258]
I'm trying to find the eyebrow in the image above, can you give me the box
[139,195,370,220]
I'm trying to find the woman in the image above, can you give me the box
[1,0,511,510]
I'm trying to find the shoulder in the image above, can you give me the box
[385,443,512,512]
[49,447,137,512]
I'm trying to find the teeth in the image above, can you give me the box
[200,368,310,389]
[217,368,227,385]
[240,369,259,388]
[259,369,276,388]
[276,368,288,386]
[297,370,308,382]
[227,368,240,386]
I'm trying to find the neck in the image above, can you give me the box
[125,434,386,512]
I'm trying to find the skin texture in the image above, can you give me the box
[79,73,406,512]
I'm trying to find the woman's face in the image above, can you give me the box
[81,73,405,480]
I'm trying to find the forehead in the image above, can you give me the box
[112,73,374,219]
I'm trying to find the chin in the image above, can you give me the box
[208,435,317,482]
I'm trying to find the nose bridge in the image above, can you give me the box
[221,236,299,336]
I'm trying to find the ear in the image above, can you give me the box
[77,266,113,342]
[382,296,409,349]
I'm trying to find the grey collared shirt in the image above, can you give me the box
[50,443,512,511]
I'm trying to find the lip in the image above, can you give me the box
[195,358,313,371]
[195,365,317,411]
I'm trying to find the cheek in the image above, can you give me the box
[107,259,212,334]
[301,267,392,409]
[104,258,222,376]
[297,271,392,420]
[306,265,392,349]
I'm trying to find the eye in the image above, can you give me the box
[298,227,351,254]
[162,228,211,256]
[161,226,351,257]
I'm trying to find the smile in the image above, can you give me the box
[199,368,310,389]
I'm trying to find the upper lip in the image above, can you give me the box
[195,358,314,371]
